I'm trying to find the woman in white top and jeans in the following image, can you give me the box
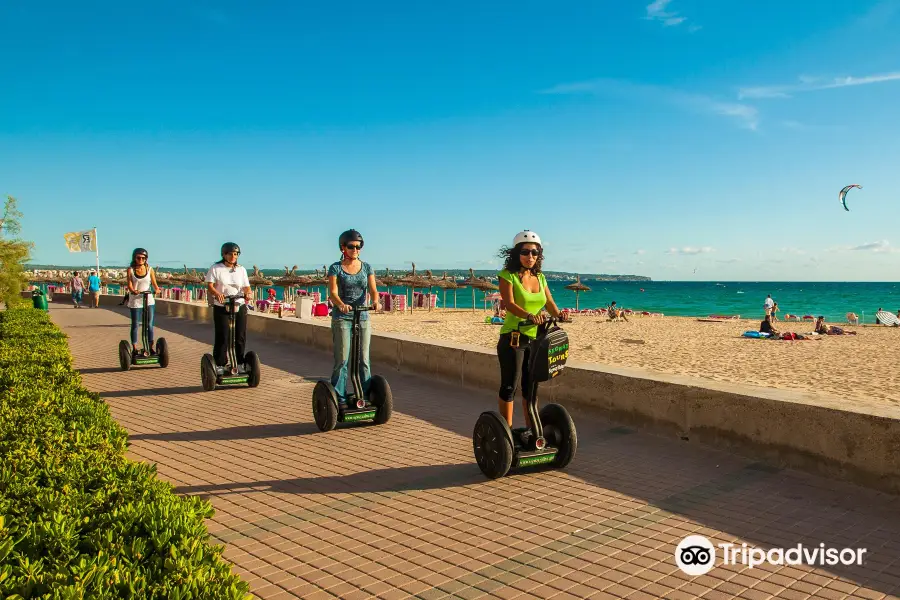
[126,248,161,353]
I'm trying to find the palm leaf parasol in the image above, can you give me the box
[248,265,274,302]
[564,275,592,311]
[397,263,432,311]
[431,271,459,309]
[462,268,498,312]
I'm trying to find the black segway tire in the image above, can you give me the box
[473,412,515,479]
[118,340,132,371]
[312,381,339,432]
[369,375,393,425]
[246,351,261,388]
[201,354,217,392]
[539,403,577,469]
[156,338,169,368]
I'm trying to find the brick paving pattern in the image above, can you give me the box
[52,304,900,599]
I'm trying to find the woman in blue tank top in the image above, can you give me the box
[327,229,380,404]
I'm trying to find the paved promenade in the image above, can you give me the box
[52,304,899,600]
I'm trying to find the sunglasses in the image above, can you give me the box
[519,249,540,257]
[225,251,240,255]
[345,244,362,250]
[136,256,147,260]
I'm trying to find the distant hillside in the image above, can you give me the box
[26,264,651,282]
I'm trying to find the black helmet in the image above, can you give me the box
[338,229,364,249]
[221,242,241,257]
[132,247,148,260]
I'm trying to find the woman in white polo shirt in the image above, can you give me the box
[205,242,253,368]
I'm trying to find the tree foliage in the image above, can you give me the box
[0,196,33,308]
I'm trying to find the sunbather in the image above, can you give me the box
[815,316,857,335]
[760,315,778,336]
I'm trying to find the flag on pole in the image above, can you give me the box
[63,229,98,253]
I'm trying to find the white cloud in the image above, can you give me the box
[539,79,759,130]
[827,240,899,253]
[634,249,645,255]
[738,71,900,100]
[645,0,687,26]
[852,240,897,253]
[666,246,714,255]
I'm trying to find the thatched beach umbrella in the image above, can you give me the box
[463,268,498,312]
[398,263,433,312]
[249,265,274,301]
[565,275,592,311]
[378,267,400,294]
[272,265,306,299]
[432,271,460,309]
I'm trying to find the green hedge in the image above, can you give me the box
[0,309,252,599]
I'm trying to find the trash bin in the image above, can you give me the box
[296,297,314,319]
[32,289,48,311]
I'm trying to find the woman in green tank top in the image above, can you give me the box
[495,230,568,447]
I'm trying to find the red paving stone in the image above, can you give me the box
[52,304,900,600]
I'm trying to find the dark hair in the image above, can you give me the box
[497,242,543,274]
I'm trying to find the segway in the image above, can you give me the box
[473,316,577,478]
[312,305,393,431]
[200,294,261,391]
[118,291,169,370]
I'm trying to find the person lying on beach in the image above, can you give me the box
[760,315,779,336]
[815,316,857,335]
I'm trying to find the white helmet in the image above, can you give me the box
[513,230,542,247]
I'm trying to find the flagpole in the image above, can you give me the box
[94,226,100,274]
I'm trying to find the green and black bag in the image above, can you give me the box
[528,320,570,382]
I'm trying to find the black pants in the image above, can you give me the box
[497,333,533,401]
[213,304,247,367]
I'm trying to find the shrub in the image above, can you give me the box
[0,309,252,599]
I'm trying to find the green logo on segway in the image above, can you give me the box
[343,410,377,422]
[220,376,249,384]
[134,357,159,365]
[517,452,557,467]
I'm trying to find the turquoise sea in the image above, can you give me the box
[409,280,900,324]
[41,280,900,324]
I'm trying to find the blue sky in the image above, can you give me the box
[2,0,899,281]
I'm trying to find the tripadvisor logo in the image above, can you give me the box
[675,536,867,576]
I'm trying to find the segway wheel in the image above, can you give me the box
[118,340,132,372]
[245,351,261,388]
[473,412,514,479]
[156,338,169,368]
[312,381,339,432]
[369,375,393,425]
[201,354,217,392]
[540,403,577,469]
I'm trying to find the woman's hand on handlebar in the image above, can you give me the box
[527,313,544,325]
[215,292,225,304]
[373,301,381,312]
[339,303,352,314]
[558,311,571,322]
[153,286,161,295]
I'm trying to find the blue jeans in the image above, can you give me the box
[331,318,371,400]
[72,289,83,304]
[130,306,155,347]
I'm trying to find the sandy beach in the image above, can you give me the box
[364,308,900,413]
